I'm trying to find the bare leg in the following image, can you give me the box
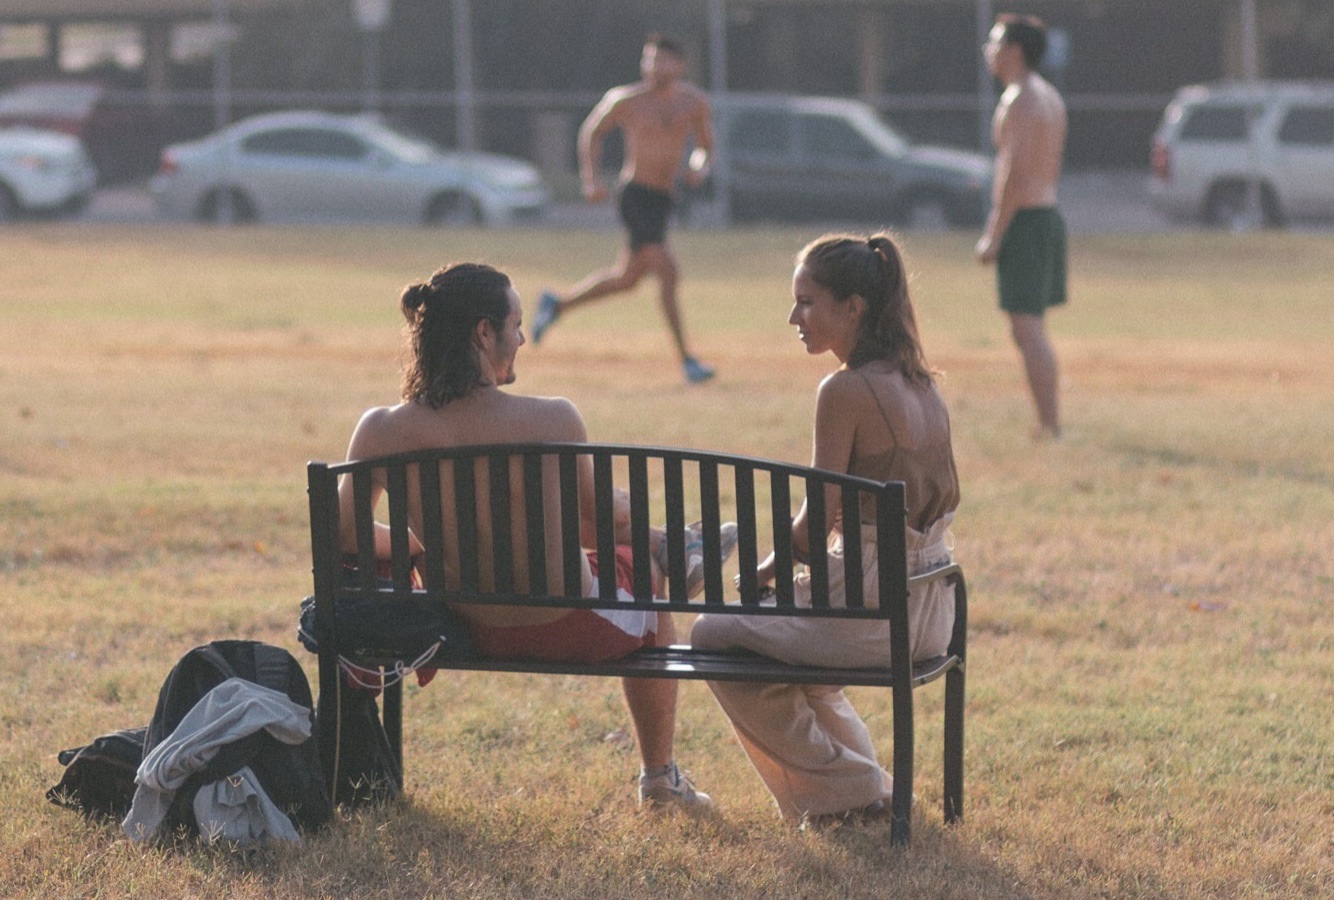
[557,244,694,364]
[1008,312,1061,438]
[638,243,690,363]
[559,247,651,313]
[621,612,678,768]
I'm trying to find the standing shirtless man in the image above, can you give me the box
[976,14,1068,439]
[532,34,716,384]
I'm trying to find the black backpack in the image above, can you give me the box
[48,726,149,819]
[141,640,333,836]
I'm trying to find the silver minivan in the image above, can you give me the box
[1150,81,1334,227]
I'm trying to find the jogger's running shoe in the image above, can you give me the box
[682,356,715,383]
[532,290,560,344]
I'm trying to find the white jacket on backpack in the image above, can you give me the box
[123,677,312,844]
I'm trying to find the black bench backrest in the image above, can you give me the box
[309,442,909,624]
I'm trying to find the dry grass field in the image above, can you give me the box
[0,224,1330,899]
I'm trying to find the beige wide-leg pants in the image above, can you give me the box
[690,515,954,819]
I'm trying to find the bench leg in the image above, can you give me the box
[383,678,404,791]
[890,682,914,847]
[316,650,341,801]
[943,664,965,824]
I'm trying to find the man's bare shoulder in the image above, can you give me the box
[602,82,651,106]
[674,81,710,106]
[505,393,587,440]
[346,402,412,458]
[1010,74,1064,118]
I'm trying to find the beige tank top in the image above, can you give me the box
[846,371,960,531]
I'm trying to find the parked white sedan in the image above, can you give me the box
[151,110,550,225]
[0,126,97,222]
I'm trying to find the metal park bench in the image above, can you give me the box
[305,442,967,846]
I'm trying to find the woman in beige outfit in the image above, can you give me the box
[691,233,960,824]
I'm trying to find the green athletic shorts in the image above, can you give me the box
[997,206,1067,315]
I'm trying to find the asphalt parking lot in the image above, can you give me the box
[76,170,1327,233]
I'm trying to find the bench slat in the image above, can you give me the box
[628,452,653,600]
[522,453,546,596]
[663,456,686,602]
[454,458,479,594]
[593,452,618,600]
[558,451,581,597]
[352,469,377,593]
[770,472,794,607]
[806,474,829,609]
[387,464,414,591]
[842,485,864,609]
[734,464,759,606]
[418,459,447,593]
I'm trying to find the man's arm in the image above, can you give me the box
[754,374,858,586]
[683,93,714,186]
[577,91,625,203]
[977,96,1024,263]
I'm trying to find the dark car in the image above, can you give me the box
[717,95,992,227]
[0,81,167,184]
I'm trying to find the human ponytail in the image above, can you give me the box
[797,232,934,382]
[398,263,513,408]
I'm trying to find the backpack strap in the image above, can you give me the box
[253,643,293,696]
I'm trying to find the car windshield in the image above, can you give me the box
[364,122,443,162]
[845,105,909,156]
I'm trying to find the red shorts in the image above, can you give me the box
[468,546,655,663]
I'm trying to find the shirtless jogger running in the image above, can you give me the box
[532,34,716,384]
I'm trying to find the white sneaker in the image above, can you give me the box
[531,290,560,344]
[652,520,739,599]
[638,763,713,814]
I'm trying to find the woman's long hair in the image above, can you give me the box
[796,232,934,382]
[399,262,512,408]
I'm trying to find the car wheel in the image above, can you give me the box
[424,191,483,226]
[1203,180,1281,230]
[1258,183,1285,228]
[0,184,18,223]
[197,188,255,224]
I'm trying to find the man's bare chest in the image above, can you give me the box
[625,95,695,133]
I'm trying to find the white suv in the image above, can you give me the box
[1150,81,1334,228]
